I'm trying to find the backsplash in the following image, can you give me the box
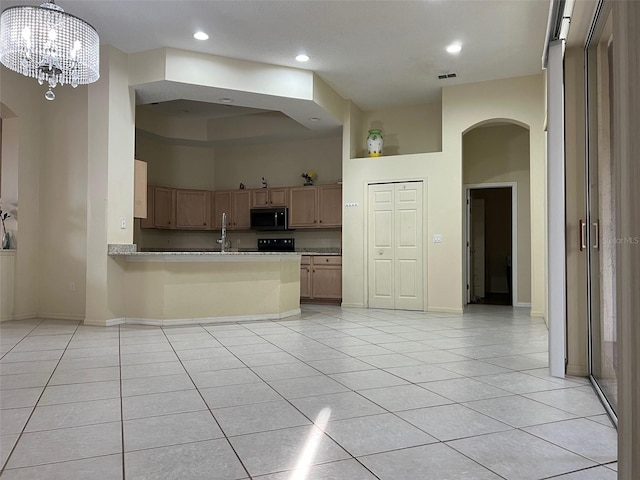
[134,221,341,251]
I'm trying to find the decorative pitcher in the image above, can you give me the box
[367,129,383,157]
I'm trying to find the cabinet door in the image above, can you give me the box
[318,184,342,228]
[140,185,155,229]
[300,264,312,299]
[232,190,251,230]
[269,187,289,207]
[251,189,269,208]
[134,160,147,219]
[154,186,176,229]
[311,263,342,299]
[289,186,318,228]
[176,190,210,229]
[213,191,232,229]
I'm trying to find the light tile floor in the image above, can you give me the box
[0,305,617,479]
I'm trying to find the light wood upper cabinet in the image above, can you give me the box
[134,160,147,219]
[289,186,318,228]
[213,189,251,230]
[318,184,342,227]
[251,187,289,208]
[176,189,210,230]
[289,184,342,228]
[153,186,176,229]
[140,185,155,229]
[232,190,251,229]
[142,183,341,230]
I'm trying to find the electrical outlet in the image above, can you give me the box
[120,218,126,229]
[433,234,442,243]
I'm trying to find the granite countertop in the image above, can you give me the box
[108,244,340,256]
[108,244,341,256]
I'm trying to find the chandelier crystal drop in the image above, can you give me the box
[0,1,99,100]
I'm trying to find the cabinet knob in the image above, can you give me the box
[326,258,329,262]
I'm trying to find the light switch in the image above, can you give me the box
[120,218,127,229]
[433,234,442,243]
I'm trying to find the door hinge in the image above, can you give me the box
[466,284,470,290]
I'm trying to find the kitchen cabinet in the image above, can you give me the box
[251,187,289,208]
[318,184,342,227]
[289,187,318,228]
[140,185,155,229]
[176,189,210,229]
[153,186,176,229]
[213,189,251,230]
[300,256,312,299]
[300,255,342,301]
[289,185,342,228]
[134,160,147,219]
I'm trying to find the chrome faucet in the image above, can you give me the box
[217,212,227,253]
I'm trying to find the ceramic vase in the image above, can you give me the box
[367,129,383,157]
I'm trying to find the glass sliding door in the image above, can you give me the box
[585,1,617,418]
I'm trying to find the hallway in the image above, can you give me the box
[0,306,617,479]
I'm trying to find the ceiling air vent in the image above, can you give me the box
[437,73,457,79]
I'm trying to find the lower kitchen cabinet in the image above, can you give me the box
[300,255,342,301]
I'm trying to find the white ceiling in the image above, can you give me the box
[2,0,551,112]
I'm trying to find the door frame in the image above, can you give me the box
[365,179,426,310]
[464,182,519,306]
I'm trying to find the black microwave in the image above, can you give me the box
[250,207,289,231]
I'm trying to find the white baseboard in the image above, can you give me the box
[83,318,126,327]
[428,307,465,314]
[341,303,365,308]
[514,302,532,308]
[85,309,302,327]
[39,313,85,322]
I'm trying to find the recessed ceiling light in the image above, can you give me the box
[446,43,462,54]
[309,117,320,122]
[194,31,209,41]
[295,54,310,62]
[219,98,233,104]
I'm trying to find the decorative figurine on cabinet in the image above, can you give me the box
[261,177,268,188]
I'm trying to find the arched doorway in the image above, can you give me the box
[462,121,531,307]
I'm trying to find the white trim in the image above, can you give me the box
[427,307,465,315]
[514,302,532,308]
[341,302,365,308]
[83,309,302,327]
[464,182,520,307]
[38,313,85,322]
[83,317,125,327]
[547,40,567,379]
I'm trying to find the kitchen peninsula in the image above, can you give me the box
[106,246,301,326]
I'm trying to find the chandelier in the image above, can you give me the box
[0,1,99,101]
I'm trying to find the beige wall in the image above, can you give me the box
[214,136,342,190]
[136,135,216,190]
[360,102,442,157]
[343,74,545,315]
[38,85,89,320]
[85,45,135,324]
[463,124,532,305]
[442,75,546,317]
[1,70,44,320]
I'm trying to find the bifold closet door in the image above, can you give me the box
[368,182,423,310]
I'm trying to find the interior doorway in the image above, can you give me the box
[367,181,424,311]
[466,185,514,306]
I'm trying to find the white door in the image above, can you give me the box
[368,182,423,310]
[471,198,485,301]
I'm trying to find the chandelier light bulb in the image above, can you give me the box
[0,0,100,100]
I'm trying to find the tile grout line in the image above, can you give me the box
[0,319,81,476]
[158,324,254,480]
